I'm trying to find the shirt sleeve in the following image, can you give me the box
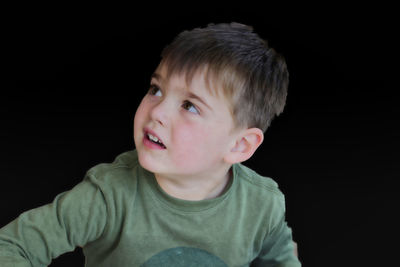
[251,214,301,267]
[0,174,108,267]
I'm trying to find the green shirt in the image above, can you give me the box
[0,150,301,266]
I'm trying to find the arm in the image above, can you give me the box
[0,175,107,267]
[251,215,301,267]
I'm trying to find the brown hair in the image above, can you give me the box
[160,22,289,132]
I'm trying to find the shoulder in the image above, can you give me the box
[233,163,286,212]
[234,163,283,196]
[84,150,141,192]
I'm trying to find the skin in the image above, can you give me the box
[133,63,299,257]
[133,64,263,200]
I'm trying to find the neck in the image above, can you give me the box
[154,166,233,201]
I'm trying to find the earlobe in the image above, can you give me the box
[224,128,264,164]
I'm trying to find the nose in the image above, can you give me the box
[150,100,168,127]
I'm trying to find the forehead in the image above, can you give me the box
[153,63,234,112]
[153,63,222,97]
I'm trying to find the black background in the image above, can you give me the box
[2,3,399,266]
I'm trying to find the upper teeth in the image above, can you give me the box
[148,133,160,143]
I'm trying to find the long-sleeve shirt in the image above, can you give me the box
[0,150,301,266]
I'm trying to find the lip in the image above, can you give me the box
[143,127,166,149]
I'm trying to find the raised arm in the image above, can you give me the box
[0,175,107,267]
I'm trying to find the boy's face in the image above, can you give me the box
[134,64,238,180]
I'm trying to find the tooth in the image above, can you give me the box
[148,134,159,143]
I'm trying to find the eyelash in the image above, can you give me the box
[182,100,200,114]
[148,84,161,96]
[148,83,200,115]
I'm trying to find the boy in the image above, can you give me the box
[0,22,301,266]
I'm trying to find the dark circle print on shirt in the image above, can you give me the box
[140,246,228,267]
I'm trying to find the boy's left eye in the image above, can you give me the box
[182,101,199,114]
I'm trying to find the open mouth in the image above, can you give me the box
[146,132,166,149]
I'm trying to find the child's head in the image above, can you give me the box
[134,23,289,178]
[158,22,289,133]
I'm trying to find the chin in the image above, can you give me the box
[136,150,159,174]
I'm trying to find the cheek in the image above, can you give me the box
[133,102,147,136]
[133,107,142,128]
[134,98,149,124]
[172,124,220,164]
[173,124,200,150]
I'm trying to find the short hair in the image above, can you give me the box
[159,22,289,132]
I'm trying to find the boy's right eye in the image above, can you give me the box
[149,84,162,97]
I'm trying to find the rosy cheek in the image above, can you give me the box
[133,101,148,132]
[135,98,151,121]
[174,119,207,143]
[133,109,142,130]
[172,126,200,154]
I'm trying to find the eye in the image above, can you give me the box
[149,84,162,97]
[182,100,200,114]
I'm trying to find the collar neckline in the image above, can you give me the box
[142,165,238,213]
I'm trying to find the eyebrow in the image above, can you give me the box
[151,72,163,82]
[151,72,213,112]
[186,91,213,111]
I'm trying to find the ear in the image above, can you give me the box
[224,128,264,164]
